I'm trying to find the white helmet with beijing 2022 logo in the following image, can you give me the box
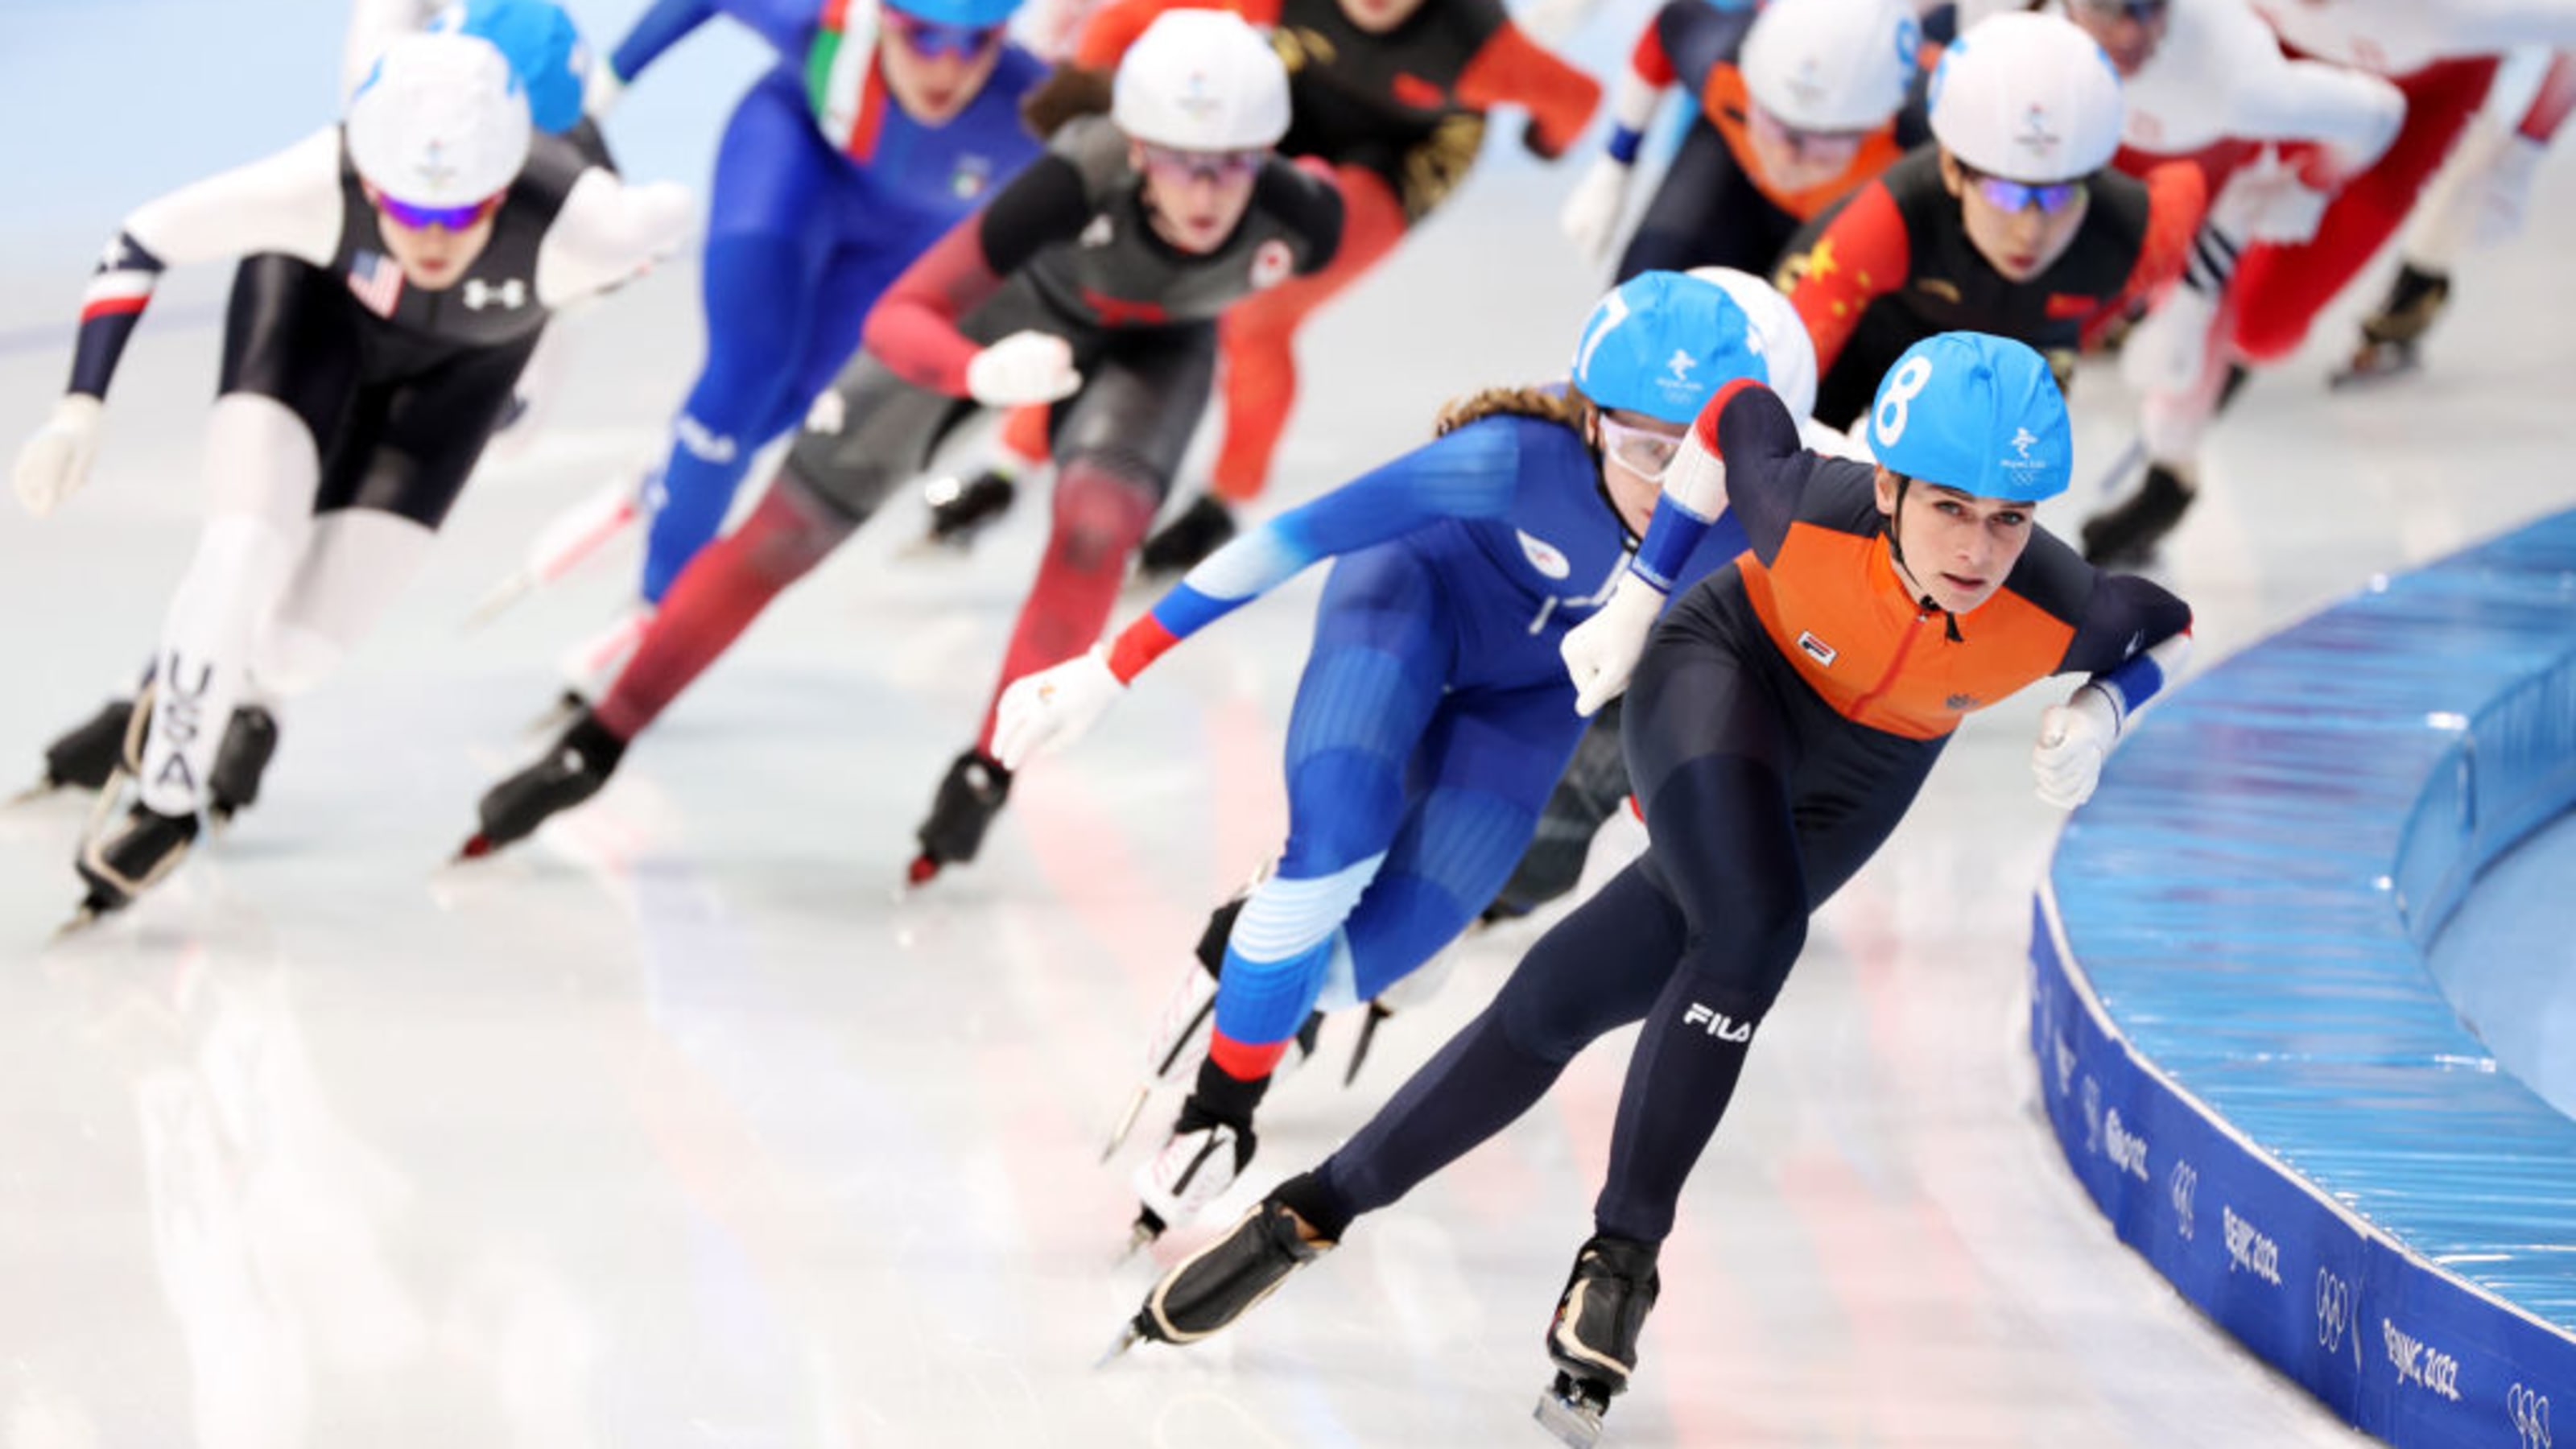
[1929,10,2123,183]
[1741,0,1921,134]
[346,31,534,208]
[1112,9,1291,152]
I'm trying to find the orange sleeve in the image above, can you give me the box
[1072,0,1279,69]
[1455,22,1602,159]
[1781,181,1909,378]
[2091,161,2207,346]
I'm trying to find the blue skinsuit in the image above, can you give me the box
[613,0,1046,601]
[1141,410,1750,1049]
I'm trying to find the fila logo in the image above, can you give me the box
[1797,631,1837,667]
[464,277,527,311]
[1682,1003,1753,1042]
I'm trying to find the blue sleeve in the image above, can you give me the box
[610,0,811,79]
[1146,420,1532,644]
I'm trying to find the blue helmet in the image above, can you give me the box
[882,0,1026,31]
[1865,332,2070,502]
[432,0,591,134]
[1571,270,1769,425]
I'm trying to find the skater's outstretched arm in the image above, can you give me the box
[531,167,696,304]
[67,129,347,402]
[1777,180,1908,378]
[1105,422,1543,682]
[861,155,1095,394]
[1455,21,1601,160]
[605,0,814,85]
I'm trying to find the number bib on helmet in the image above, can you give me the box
[806,0,884,158]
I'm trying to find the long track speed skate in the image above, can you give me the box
[1533,1235,1661,1448]
[1103,1196,1331,1361]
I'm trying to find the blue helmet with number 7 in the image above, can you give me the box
[1571,270,1770,425]
[1866,332,2070,502]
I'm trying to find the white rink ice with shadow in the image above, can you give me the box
[1,2,2571,1444]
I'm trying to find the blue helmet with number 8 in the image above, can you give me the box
[1867,332,2070,502]
[1571,270,1769,425]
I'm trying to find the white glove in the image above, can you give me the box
[1558,159,1633,264]
[2032,685,2121,810]
[2475,134,2547,247]
[965,331,1082,408]
[583,62,625,122]
[14,394,104,519]
[2207,149,2330,246]
[1560,571,1666,716]
[993,644,1125,770]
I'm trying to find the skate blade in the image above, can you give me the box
[522,691,586,740]
[461,572,537,633]
[7,778,67,808]
[1344,1005,1390,1088]
[1100,1084,1151,1163]
[1093,1318,1149,1368]
[1113,1216,1160,1265]
[52,901,109,942]
[1533,1378,1608,1449]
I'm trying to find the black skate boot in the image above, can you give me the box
[1109,1195,1334,1357]
[68,803,201,931]
[1138,495,1238,577]
[1535,1234,1662,1449]
[2080,463,2198,570]
[920,469,1020,549]
[19,699,138,803]
[2333,262,2450,389]
[906,749,1011,885]
[458,708,629,860]
[1102,887,1324,1160]
[208,705,279,824]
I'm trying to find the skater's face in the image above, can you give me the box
[1941,152,2090,283]
[1874,468,2034,615]
[367,188,502,290]
[2067,0,2169,76]
[1133,143,1265,254]
[1336,0,1430,33]
[1744,101,1868,196]
[878,8,1008,124]
[1592,406,1688,534]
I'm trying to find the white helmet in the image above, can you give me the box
[1929,11,2123,183]
[346,31,533,208]
[1686,266,1818,422]
[1740,0,1921,134]
[1112,9,1291,152]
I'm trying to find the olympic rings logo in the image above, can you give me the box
[2167,1161,2197,1241]
[2511,1383,2552,1449]
[2315,1269,2351,1355]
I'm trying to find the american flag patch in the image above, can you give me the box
[347,250,404,318]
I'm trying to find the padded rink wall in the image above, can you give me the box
[2029,509,2576,1449]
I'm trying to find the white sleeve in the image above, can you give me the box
[122,129,348,271]
[2447,0,2576,53]
[341,0,444,98]
[2211,0,2407,164]
[532,169,696,306]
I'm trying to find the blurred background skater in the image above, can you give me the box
[459,10,1344,886]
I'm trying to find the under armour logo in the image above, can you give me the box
[463,277,527,311]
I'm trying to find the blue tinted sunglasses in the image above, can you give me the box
[884,9,1006,58]
[375,191,503,231]
[1968,174,2087,215]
